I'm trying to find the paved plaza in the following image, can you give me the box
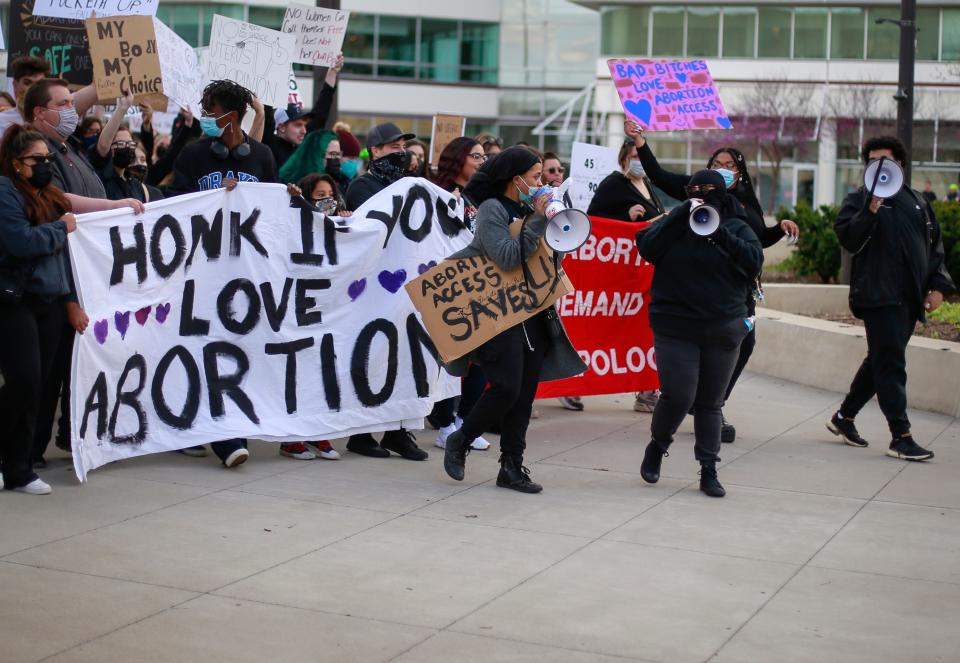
[1,372,958,663]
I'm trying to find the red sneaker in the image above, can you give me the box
[279,442,317,460]
[305,440,341,460]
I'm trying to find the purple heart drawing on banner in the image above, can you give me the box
[115,311,130,339]
[417,261,437,275]
[347,278,367,301]
[156,303,171,323]
[135,306,152,325]
[378,269,407,294]
[94,320,109,345]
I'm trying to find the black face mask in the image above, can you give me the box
[325,158,341,175]
[113,147,136,168]
[127,165,147,182]
[368,150,410,185]
[27,162,54,189]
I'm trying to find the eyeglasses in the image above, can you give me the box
[112,141,137,149]
[684,184,720,195]
[18,154,54,165]
[326,151,343,159]
[468,153,487,162]
[546,167,565,174]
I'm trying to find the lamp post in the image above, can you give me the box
[876,0,917,182]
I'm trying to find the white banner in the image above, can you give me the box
[569,142,621,212]
[69,180,470,480]
[282,3,350,68]
[207,15,295,108]
[33,0,159,20]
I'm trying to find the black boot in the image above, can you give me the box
[699,461,725,498]
[346,433,390,458]
[381,429,428,461]
[640,441,667,484]
[443,430,470,481]
[496,454,542,493]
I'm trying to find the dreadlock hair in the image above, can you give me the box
[201,80,254,122]
[707,146,763,218]
[0,124,71,225]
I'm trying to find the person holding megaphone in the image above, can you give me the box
[635,170,763,498]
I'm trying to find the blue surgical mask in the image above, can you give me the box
[713,168,737,189]
[199,114,227,138]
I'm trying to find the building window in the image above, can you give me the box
[651,7,685,57]
[831,8,864,59]
[943,9,960,60]
[600,6,649,56]
[758,7,792,58]
[866,7,900,59]
[687,7,719,57]
[794,8,827,58]
[723,8,757,58]
[917,8,941,60]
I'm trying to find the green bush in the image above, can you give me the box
[775,203,842,283]
[931,201,960,288]
[929,301,960,327]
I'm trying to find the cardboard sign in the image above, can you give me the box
[68,179,468,481]
[429,113,467,168]
[6,0,92,86]
[33,0,159,21]
[207,15,295,108]
[281,3,349,68]
[405,228,573,363]
[569,142,621,212]
[607,59,731,132]
[536,217,658,399]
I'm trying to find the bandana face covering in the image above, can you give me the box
[367,150,409,185]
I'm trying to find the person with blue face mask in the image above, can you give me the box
[625,119,801,444]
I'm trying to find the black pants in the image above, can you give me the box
[33,323,74,460]
[840,304,915,437]
[429,363,488,428]
[650,319,747,463]
[460,315,548,458]
[211,438,247,462]
[724,327,755,403]
[0,297,65,488]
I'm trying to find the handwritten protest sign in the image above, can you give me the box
[429,114,466,168]
[405,230,573,363]
[282,3,349,68]
[536,217,658,399]
[7,0,92,85]
[68,179,469,481]
[207,15,295,108]
[607,59,731,132]
[569,142,620,212]
[85,16,201,109]
[33,0,159,20]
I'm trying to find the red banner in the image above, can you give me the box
[536,217,659,399]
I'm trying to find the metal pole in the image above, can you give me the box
[895,0,916,182]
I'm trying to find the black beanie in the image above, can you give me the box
[464,145,541,204]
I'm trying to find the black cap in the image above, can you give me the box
[274,103,314,126]
[366,122,415,148]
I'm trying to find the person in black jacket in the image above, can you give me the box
[635,170,763,498]
[586,139,664,223]
[828,135,955,461]
[628,120,799,443]
[343,122,414,211]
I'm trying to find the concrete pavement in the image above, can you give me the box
[1,372,958,662]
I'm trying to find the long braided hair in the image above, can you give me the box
[707,146,763,219]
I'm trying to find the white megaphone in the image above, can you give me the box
[864,156,904,199]
[538,180,592,252]
[688,199,721,236]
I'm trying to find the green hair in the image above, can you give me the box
[278,130,338,184]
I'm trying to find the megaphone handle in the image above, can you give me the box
[867,156,886,199]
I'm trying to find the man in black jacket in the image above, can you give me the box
[829,136,955,461]
[344,122,414,211]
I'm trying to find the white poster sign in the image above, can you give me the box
[569,142,622,212]
[282,3,350,68]
[32,0,159,20]
[154,18,204,113]
[206,15,295,108]
[69,180,470,481]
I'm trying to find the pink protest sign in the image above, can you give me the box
[607,59,732,132]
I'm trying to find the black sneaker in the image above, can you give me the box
[720,415,736,444]
[443,430,469,481]
[699,461,726,498]
[346,433,390,458]
[381,429,428,461]
[640,441,667,484]
[826,412,869,447]
[496,455,543,493]
[886,436,934,462]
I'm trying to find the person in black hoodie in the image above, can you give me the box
[586,139,663,223]
[635,170,763,498]
[628,120,799,442]
[828,135,955,461]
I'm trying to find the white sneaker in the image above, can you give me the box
[448,418,491,450]
[435,423,457,449]
[223,448,249,468]
[14,478,52,495]
[304,440,341,460]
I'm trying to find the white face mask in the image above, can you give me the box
[627,160,644,178]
